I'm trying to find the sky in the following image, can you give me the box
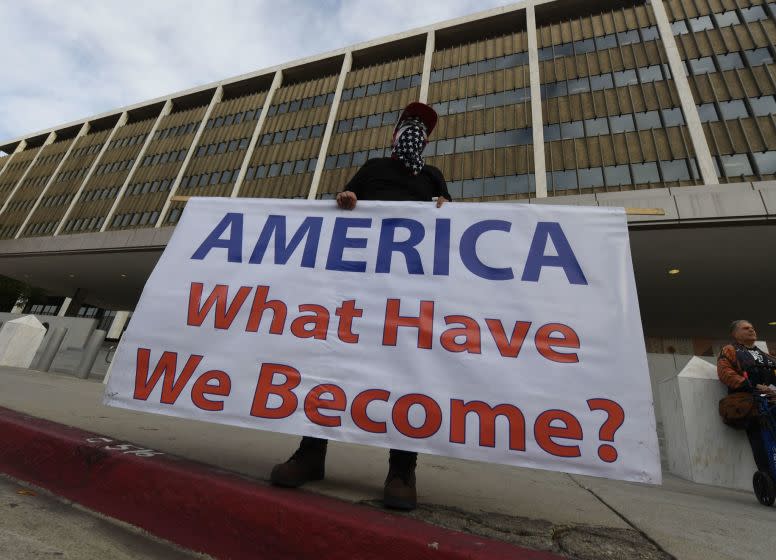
[0,0,519,146]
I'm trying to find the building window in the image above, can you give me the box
[688,57,715,75]
[697,103,719,123]
[754,151,776,175]
[660,160,690,182]
[631,162,660,184]
[750,96,776,117]
[720,154,753,177]
[688,15,713,32]
[578,167,604,188]
[604,165,631,186]
[717,53,744,71]
[719,99,748,120]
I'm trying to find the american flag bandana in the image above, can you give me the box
[391,117,427,176]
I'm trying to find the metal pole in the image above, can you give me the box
[76,329,106,379]
[35,327,68,372]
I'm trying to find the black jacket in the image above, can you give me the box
[343,157,451,202]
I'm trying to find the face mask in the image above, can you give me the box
[391,118,427,175]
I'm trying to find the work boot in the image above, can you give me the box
[383,450,417,510]
[270,437,327,488]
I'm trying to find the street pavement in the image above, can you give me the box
[0,474,198,559]
[0,366,773,560]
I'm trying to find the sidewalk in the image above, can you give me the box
[0,366,771,559]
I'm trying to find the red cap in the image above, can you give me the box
[394,102,438,137]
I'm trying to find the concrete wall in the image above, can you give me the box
[657,357,757,491]
[0,313,96,349]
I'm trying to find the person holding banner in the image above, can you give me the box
[270,102,451,510]
[717,320,776,473]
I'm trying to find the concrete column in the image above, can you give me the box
[0,133,55,220]
[57,297,72,317]
[54,112,128,236]
[308,52,352,200]
[155,86,224,227]
[34,326,67,372]
[651,0,718,185]
[14,123,90,239]
[0,140,27,184]
[418,31,435,104]
[76,329,106,379]
[106,310,131,340]
[526,3,547,198]
[231,71,283,197]
[101,100,173,232]
[64,288,87,317]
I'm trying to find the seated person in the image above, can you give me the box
[717,320,776,472]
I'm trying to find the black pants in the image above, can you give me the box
[745,419,770,472]
[301,436,417,464]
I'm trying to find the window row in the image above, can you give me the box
[244,157,318,180]
[154,121,198,141]
[324,126,535,171]
[28,304,58,315]
[111,210,160,229]
[685,47,774,75]
[70,143,103,158]
[180,168,241,189]
[79,186,120,202]
[34,153,64,167]
[547,158,700,192]
[715,151,776,177]
[125,177,175,196]
[140,149,186,167]
[672,4,770,35]
[194,137,250,158]
[64,215,107,233]
[447,173,535,199]
[95,157,136,175]
[107,133,147,151]
[40,193,73,208]
[341,73,422,101]
[4,198,35,213]
[697,95,776,122]
[260,123,325,146]
[204,106,264,131]
[336,109,400,134]
[544,107,685,141]
[431,87,529,116]
[541,64,671,99]
[22,175,51,188]
[0,224,19,238]
[538,25,659,62]
[54,166,87,184]
[26,221,59,236]
[266,92,335,117]
[430,52,528,83]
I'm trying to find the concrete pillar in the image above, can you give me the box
[55,112,128,236]
[101,100,173,232]
[526,3,547,198]
[651,0,718,185]
[418,31,435,104]
[308,52,352,200]
[156,85,224,227]
[231,71,283,197]
[64,288,87,317]
[33,326,68,372]
[76,329,106,379]
[0,133,55,221]
[106,310,131,340]
[15,122,90,239]
[657,357,756,491]
[57,297,72,317]
[0,315,46,368]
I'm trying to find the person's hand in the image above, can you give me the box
[755,384,776,395]
[336,191,357,210]
[436,196,449,208]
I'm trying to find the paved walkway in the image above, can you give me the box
[0,366,772,559]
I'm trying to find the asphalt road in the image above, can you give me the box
[0,475,200,560]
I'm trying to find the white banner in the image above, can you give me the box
[105,197,661,484]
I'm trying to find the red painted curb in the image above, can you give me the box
[0,406,563,560]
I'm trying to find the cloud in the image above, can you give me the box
[0,0,517,146]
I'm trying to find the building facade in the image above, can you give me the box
[0,0,774,345]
